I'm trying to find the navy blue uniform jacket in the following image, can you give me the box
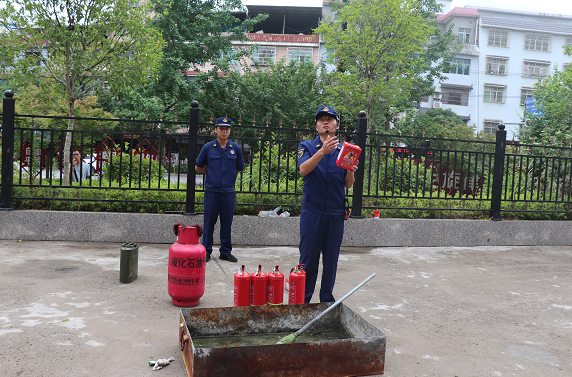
[196,140,245,192]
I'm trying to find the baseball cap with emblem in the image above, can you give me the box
[215,117,232,127]
[315,105,338,121]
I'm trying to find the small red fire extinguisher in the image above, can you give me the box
[267,266,284,305]
[234,265,251,307]
[288,264,306,305]
[251,265,268,306]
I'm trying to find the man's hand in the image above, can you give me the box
[320,135,339,156]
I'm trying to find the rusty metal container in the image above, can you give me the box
[179,303,386,377]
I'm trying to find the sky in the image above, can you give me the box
[242,0,572,16]
[448,0,572,17]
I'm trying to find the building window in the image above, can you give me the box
[484,84,506,104]
[441,87,470,106]
[524,33,551,52]
[520,87,533,106]
[486,56,508,75]
[287,47,313,63]
[522,60,550,78]
[252,46,276,66]
[483,119,503,135]
[488,29,508,47]
[457,28,471,43]
[443,58,470,75]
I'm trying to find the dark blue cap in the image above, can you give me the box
[215,117,232,127]
[315,105,338,121]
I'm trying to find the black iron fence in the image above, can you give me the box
[2,91,572,219]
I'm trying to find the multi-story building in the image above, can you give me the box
[429,6,572,139]
[184,1,323,76]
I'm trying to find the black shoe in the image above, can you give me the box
[219,254,238,263]
[206,254,211,262]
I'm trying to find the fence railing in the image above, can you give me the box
[2,91,572,218]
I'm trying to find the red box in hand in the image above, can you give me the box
[336,142,361,171]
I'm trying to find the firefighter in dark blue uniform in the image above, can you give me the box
[195,117,244,263]
[297,105,357,303]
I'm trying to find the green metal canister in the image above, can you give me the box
[120,242,139,283]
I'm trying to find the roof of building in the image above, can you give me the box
[480,16,572,35]
[437,7,479,23]
[246,33,319,44]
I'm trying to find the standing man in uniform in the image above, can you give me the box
[297,105,357,303]
[195,117,244,263]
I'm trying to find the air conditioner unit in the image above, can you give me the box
[433,102,442,109]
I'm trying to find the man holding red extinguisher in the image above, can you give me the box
[297,105,358,303]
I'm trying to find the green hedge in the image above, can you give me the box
[13,185,570,220]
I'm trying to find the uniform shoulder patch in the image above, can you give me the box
[298,148,305,158]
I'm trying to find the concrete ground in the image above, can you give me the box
[0,240,570,377]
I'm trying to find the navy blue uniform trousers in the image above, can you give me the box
[202,191,236,256]
[299,209,345,303]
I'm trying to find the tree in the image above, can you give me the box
[394,108,475,139]
[315,0,456,131]
[520,67,572,147]
[196,60,322,127]
[102,0,266,122]
[0,0,164,184]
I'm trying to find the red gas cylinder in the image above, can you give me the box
[267,266,284,305]
[288,264,306,305]
[251,265,268,306]
[234,265,251,307]
[168,224,206,307]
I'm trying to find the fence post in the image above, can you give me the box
[490,123,507,221]
[1,90,15,210]
[185,100,199,214]
[350,111,367,218]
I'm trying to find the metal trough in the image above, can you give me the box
[179,303,386,377]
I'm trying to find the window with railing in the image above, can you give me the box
[520,88,533,106]
[483,119,503,134]
[524,33,551,52]
[457,28,471,44]
[287,47,313,63]
[484,84,505,103]
[443,57,470,75]
[252,46,276,66]
[442,87,470,106]
[522,60,550,78]
[488,29,508,47]
[486,56,508,75]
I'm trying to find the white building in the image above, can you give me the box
[428,6,572,139]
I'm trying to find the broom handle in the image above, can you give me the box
[293,273,376,337]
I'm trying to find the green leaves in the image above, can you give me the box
[521,66,572,146]
[395,108,475,140]
[316,0,455,130]
[0,0,165,110]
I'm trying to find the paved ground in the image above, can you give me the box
[0,240,571,377]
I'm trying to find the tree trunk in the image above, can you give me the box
[62,77,75,185]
